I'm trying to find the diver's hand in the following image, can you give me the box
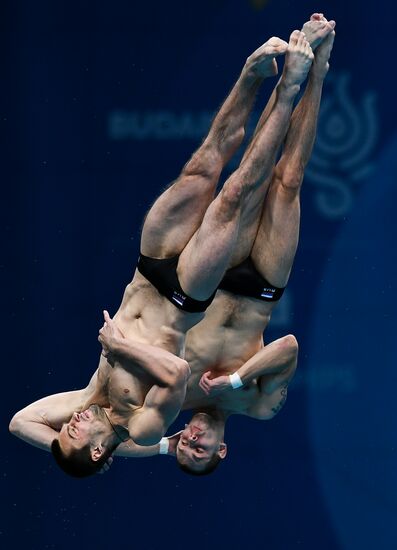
[98,310,124,358]
[199,372,231,396]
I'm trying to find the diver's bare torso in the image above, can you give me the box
[183,290,278,417]
[84,269,203,426]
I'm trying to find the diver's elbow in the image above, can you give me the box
[9,413,22,436]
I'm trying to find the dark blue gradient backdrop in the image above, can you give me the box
[2,2,396,549]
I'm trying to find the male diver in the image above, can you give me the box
[97,15,336,476]
[176,18,336,475]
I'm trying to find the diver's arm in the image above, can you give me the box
[114,430,182,457]
[127,365,189,446]
[199,335,298,394]
[9,366,101,451]
[114,440,160,457]
[246,337,298,420]
[234,334,298,385]
[9,390,87,452]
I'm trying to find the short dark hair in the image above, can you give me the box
[51,438,113,478]
[177,453,221,476]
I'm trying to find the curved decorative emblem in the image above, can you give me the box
[306,72,378,219]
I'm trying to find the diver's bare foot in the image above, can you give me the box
[302,13,336,51]
[281,30,314,89]
[244,37,288,79]
[311,29,335,79]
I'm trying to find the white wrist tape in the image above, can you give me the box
[159,437,169,455]
[229,372,243,389]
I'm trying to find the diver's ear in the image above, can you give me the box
[217,442,227,459]
[91,444,105,462]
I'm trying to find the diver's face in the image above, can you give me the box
[58,405,107,453]
[176,414,222,470]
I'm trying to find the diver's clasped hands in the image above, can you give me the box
[199,371,233,396]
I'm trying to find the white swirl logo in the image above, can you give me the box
[306,72,378,219]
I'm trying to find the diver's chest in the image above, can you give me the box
[108,366,149,409]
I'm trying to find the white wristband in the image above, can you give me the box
[159,437,169,455]
[229,372,243,389]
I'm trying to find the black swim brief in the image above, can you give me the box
[137,253,217,313]
[218,256,285,302]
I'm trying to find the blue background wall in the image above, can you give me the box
[2,1,396,549]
